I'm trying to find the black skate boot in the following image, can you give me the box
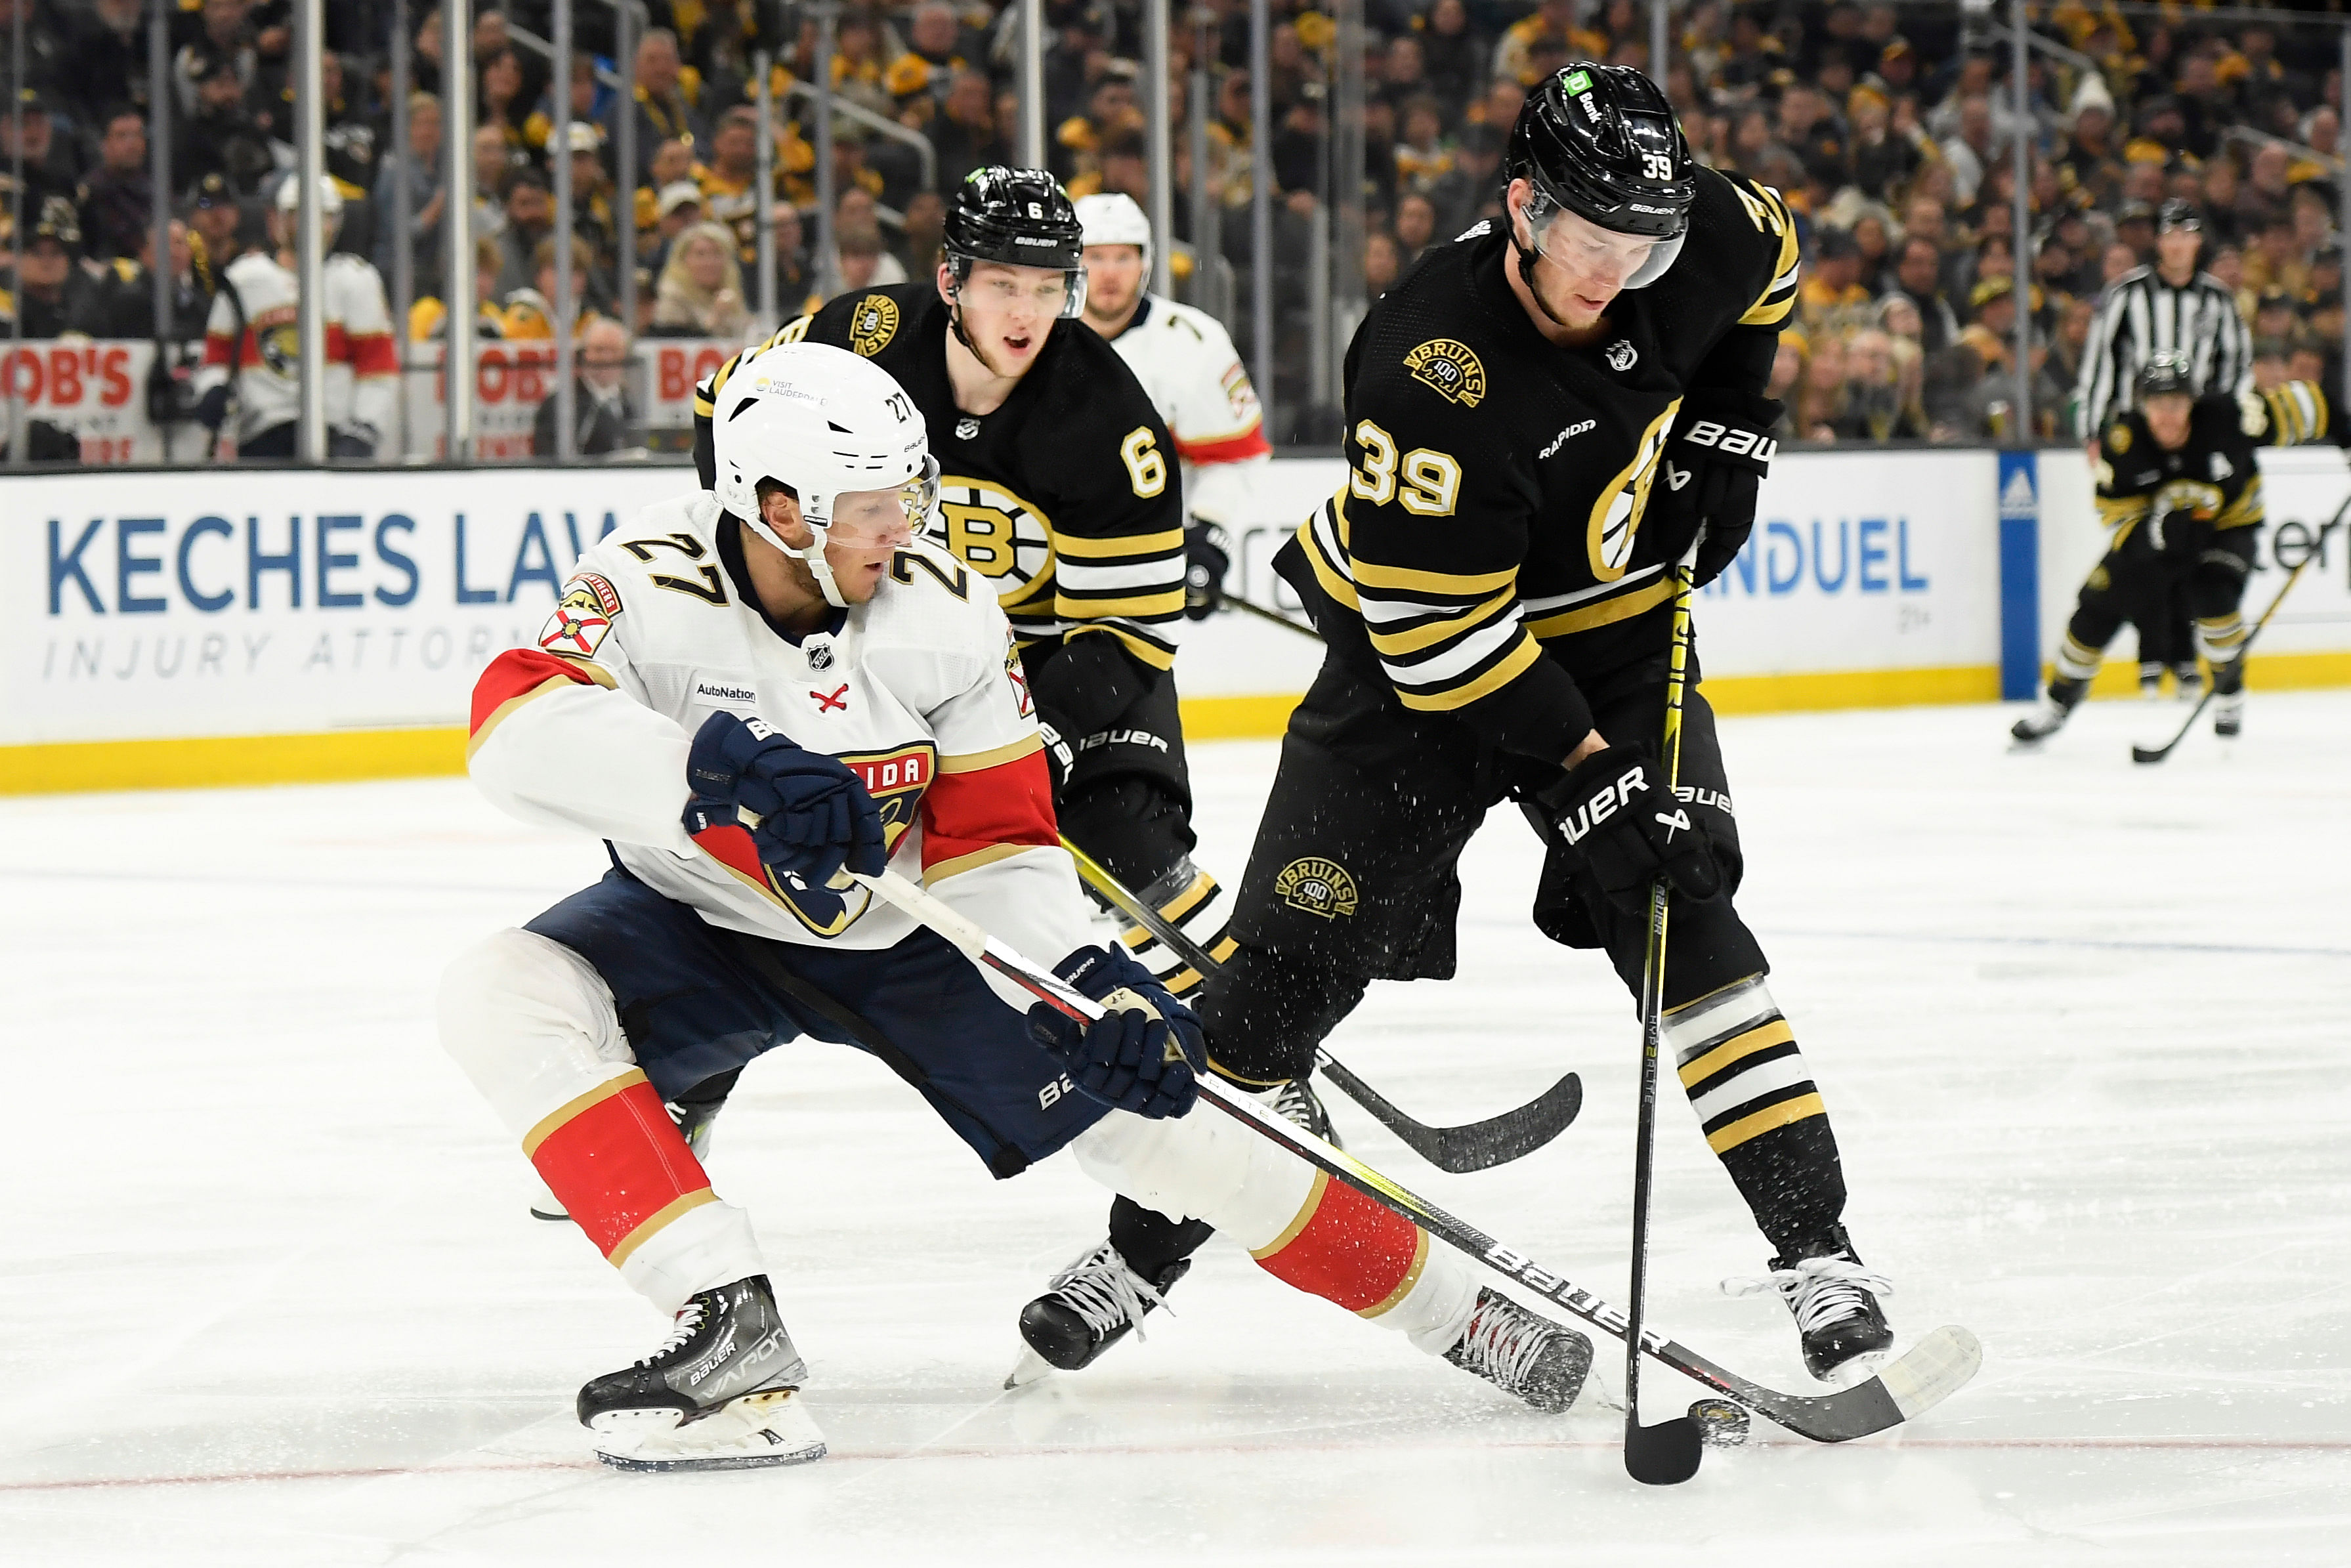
[2010,675,2087,744]
[578,1274,824,1471]
[1724,1227,1894,1385]
[2212,659,2245,738]
[2138,660,2165,700]
[2172,662,2204,704]
[1442,1288,1593,1412]
[533,1069,738,1223]
[1011,1240,1191,1385]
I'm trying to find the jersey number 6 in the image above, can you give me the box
[1120,427,1168,498]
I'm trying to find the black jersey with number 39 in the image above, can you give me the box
[1284,165,1800,763]
[694,284,1187,675]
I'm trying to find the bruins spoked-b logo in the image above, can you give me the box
[927,476,1053,593]
[1275,857,1359,920]
[1404,339,1486,408]
[849,293,900,356]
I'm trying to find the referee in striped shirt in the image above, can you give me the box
[2075,198,2253,694]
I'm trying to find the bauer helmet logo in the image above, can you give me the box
[1404,339,1487,407]
[1274,857,1359,920]
[849,293,900,356]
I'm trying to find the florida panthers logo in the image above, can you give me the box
[711,742,938,937]
[926,476,1054,601]
[537,573,622,656]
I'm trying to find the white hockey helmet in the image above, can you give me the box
[709,341,939,608]
[1075,192,1153,289]
[273,171,345,219]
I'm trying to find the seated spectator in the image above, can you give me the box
[1363,230,1401,297]
[648,181,704,277]
[885,3,969,111]
[832,224,891,296]
[899,189,946,277]
[931,70,1009,194]
[651,221,748,339]
[76,106,153,263]
[408,235,511,341]
[697,106,769,262]
[1790,330,1849,442]
[1395,192,1437,270]
[1395,95,1454,199]
[532,315,639,458]
[634,138,698,238]
[1420,0,1489,110]
[1800,228,1873,335]
[502,235,601,341]
[1888,233,1960,354]
[375,93,448,295]
[493,168,557,297]
[5,198,100,337]
[2242,212,2310,299]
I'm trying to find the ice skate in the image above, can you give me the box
[1254,1075,1342,1148]
[1724,1227,1894,1386]
[2138,661,2164,700]
[578,1275,824,1472]
[532,1090,725,1223]
[1007,1240,1190,1388]
[2172,663,2204,703]
[2009,677,2086,746]
[1441,1288,1592,1412]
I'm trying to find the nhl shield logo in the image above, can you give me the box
[849,293,900,356]
[1274,857,1359,920]
[1605,339,1638,372]
[955,416,980,440]
[805,635,836,671]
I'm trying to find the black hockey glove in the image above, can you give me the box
[2144,507,2209,563]
[1644,390,1780,589]
[194,383,231,433]
[1534,745,1723,912]
[1183,521,1233,621]
[1028,945,1206,1119]
[682,711,888,889]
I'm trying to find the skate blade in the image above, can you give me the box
[1004,1346,1059,1390]
[530,1185,570,1223]
[1817,1348,1891,1390]
[592,1388,827,1473]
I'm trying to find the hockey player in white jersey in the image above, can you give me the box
[438,341,1595,1471]
[192,173,398,459]
[1076,194,1269,619]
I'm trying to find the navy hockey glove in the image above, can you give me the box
[194,383,231,432]
[1183,521,1233,620]
[1645,391,1779,588]
[682,711,888,888]
[1027,946,1206,1119]
[1535,745,1723,912]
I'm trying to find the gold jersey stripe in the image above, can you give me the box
[937,734,1044,774]
[1366,585,1518,658]
[1677,1019,1796,1089]
[1396,631,1544,711]
[1069,623,1178,671]
[606,1189,720,1270]
[1705,1091,1827,1154]
[467,660,619,760]
[522,1067,650,1158]
[1525,576,1677,639]
[1056,526,1187,559]
[1297,519,1364,610]
[1157,869,1218,923]
[1055,588,1188,619]
[923,842,1043,882]
[1351,557,1519,595]
[1356,1229,1431,1319]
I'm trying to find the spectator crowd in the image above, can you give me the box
[3,0,2348,452]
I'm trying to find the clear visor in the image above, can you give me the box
[958,257,1090,319]
[816,456,940,550]
[1522,196,1664,284]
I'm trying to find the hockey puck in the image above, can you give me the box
[1687,1397,1750,1448]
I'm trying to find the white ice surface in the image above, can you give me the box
[3,694,2348,1566]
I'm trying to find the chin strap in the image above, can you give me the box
[744,509,852,609]
[1510,207,1580,332]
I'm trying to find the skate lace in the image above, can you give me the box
[1453,1297,1554,1391]
[1722,1257,1894,1336]
[1267,1080,1325,1134]
[638,1299,710,1367]
[1045,1242,1172,1342]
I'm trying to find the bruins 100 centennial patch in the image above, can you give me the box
[1275,857,1359,919]
[1404,339,1486,407]
[849,294,900,356]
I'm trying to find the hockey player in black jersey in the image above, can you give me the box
[1021,62,1902,1388]
[685,170,1340,1359]
[2013,350,2336,746]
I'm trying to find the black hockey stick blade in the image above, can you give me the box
[1225,595,1322,640]
[1625,1413,1705,1485]
[1057,832,1579,1173]
[1315,1052,1582,1173]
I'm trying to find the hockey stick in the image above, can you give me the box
[1056,833,1582,1173]
[853,865,1983,1446]
[1623,559,1702,1484]
[2130,553,2314,765]
[1224,593,1321,639]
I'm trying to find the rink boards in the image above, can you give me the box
[6,446,2350,792]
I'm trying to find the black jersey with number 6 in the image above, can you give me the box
[694,284,1187,678]
[1282,166,1800,764]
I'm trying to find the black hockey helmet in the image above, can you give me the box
[1506,63,1694,282]
[2135,349,2195,401]
[943,165,1088,318]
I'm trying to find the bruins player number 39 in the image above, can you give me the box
[1023,62,1907,1389]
